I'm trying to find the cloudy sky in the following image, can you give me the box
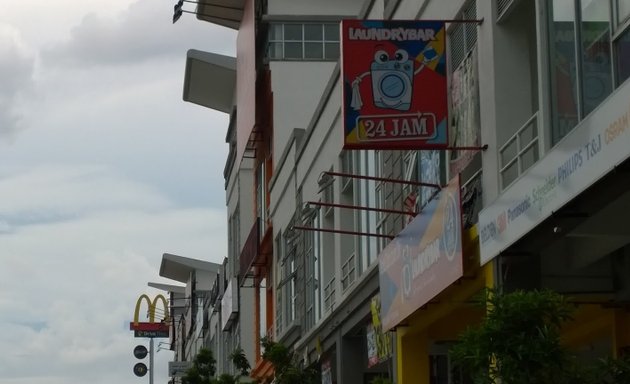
[0,1,235,383]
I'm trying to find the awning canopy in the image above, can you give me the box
[159,253,221,283]
[183,49,236,113]
[196,0,245,30]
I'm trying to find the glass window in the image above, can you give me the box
[267,42,283,60]
[325,24,338,40]
[284,24,302,41]
[580,0,612,116]
[305,42,324,59]
[284,42,303,59]
[266,23,339,61]
[618,0,630,24]
[616,27,630,84]
[270,24,283,40]
[305,24,323,40]
[259,277,267,350]
[549,0,579,145]
[325,42,340,60]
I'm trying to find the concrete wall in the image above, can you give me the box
[270,61,337,171]
[267,0,364,17]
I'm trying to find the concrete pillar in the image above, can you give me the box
[396,329,429,384]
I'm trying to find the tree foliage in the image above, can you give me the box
[182,347,251,384]
[450,288,630,384]
[261,336,319,384]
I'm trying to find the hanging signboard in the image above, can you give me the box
[341,19,448,150]
[379,176,463,331]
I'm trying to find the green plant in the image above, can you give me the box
[369,375,393,384]
[450,288,575,384]
[182,347,251,384]
[261,336,319,384]
[229,348,251,378]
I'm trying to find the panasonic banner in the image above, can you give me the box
[341,20,448,150]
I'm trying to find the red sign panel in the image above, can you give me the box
[341,20,448,150]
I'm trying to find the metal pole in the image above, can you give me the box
[149,337,154,384]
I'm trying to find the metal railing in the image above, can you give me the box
[341,253,356,292]
[499,112,539,189]
[323,278,336,313]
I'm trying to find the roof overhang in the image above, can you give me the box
[147,282,186,294]
[196,0,245,30]
[183,49,236,113]
[159,253,222,283]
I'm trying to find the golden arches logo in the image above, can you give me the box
[133,294,169,326]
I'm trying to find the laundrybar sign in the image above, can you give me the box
[379,177,463,331]
[478,74,630,265]
[129,294,170,338]
[341,19,448,150]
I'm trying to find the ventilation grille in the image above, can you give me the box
[449,0,478,72]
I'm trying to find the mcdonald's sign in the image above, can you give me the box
[129,294,170,338]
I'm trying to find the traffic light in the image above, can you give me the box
[173,0,184,24]
[133,345,148,377]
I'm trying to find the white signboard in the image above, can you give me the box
[168,361,192,377]
[479,79,630,265]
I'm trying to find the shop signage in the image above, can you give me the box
[379,177,463,331]
[130,294,170,338]
[341,19,448,150]
[169,361,192,377]
[366,295,391,367]
[479,77,630,265]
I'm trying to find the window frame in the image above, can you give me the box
[266,22,340,61]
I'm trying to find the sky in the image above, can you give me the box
[0,1,236,383]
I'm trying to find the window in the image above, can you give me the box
[304,211,323,330]
[274,233,284,335]
[493,0,539,189]
[549,0,613,145]
[259,277,268,347]
[276,231,297,334]
[617,0,630,24]
[356,151,379,273]
[267,23,340,61]
[228,207,240,275]
[615,0,630,84]
[256,162,267,237]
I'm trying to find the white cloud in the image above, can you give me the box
[0,24,36,140]
[0,185,226,383]
[0,1,236,383]
[42,0,236,68]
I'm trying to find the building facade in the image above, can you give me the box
[180,0,630,383]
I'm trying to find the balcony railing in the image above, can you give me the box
[499,112,539,189]
[341,254,356,292]
[323,278,336,313]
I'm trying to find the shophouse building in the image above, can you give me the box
[179,0,630,383]
[151,253,247,381]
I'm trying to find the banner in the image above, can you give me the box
[366,295,391,368]
[130,294,170,338]
[341,20,448,150]
[379,177,463,331]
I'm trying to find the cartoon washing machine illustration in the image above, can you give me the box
[370,49,415,111]
[350,45,438,112]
